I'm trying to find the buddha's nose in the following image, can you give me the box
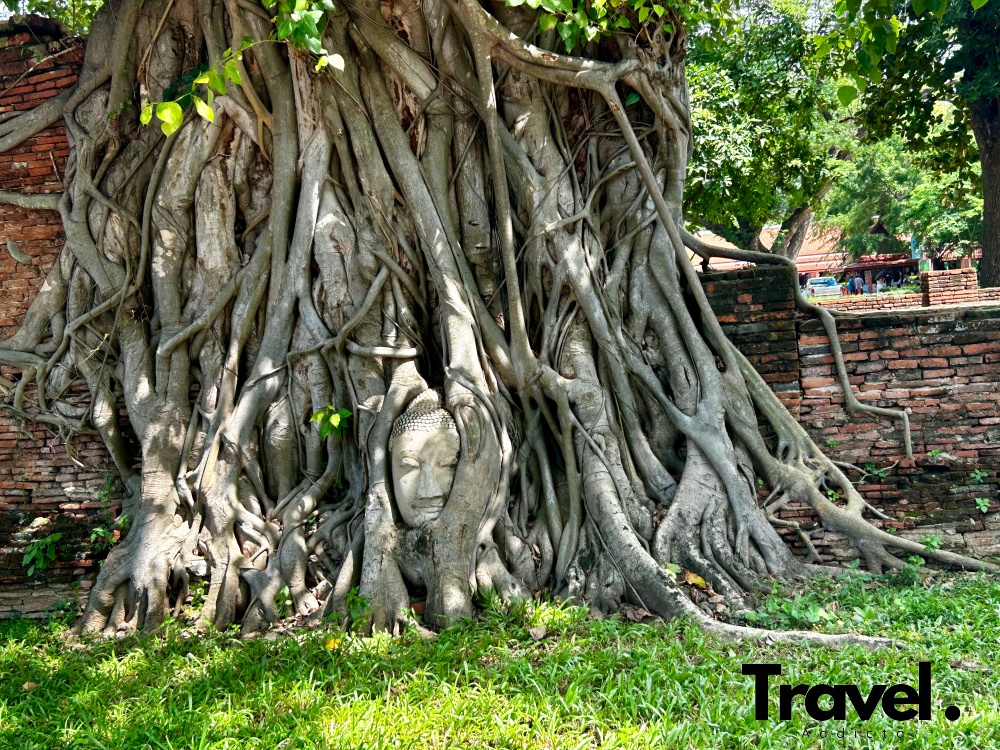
[417,465,444,500]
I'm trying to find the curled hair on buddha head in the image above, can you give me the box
[389,388,457,450]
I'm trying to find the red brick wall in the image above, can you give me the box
[0,18,110,619]
[922,268,1000,306]
[707,269,1000,564]
[816,269,1000,312]
[816,293,925,313]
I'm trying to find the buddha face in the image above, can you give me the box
[391,424,460,527]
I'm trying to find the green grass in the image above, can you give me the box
[2,572,1000,749]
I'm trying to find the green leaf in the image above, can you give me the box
[539,13,558,31]
[837,85,857,107]
[320,421,332,440]
[971,0,988,8]
[207,71,227,95]
[911,0,927,14]
[193,96,214,123]
[140,104,153,125]
[625,92,640,106]
[155,101,184,136]
[305,35,325,55]
[223,59,243,85]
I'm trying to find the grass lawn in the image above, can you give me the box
[2,570,999,749]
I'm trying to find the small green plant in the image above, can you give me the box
[889,555,926,586]
[23,533,62,577]
[276,586,294,619]
[826,488,841,501]
[311,406,352,440]
[921,534,942,552]
[140,38,254,136]
[975,497,991,514]
[89,525,116,552]
[884,525,898,534]
[118,514,131,537]
[345,587,371,630]
[266,0,343,69]
[96,473,115,504]
[927,449,943,458]
[825,439,839,449]
[970,469,989,485]
[863,462,889,479]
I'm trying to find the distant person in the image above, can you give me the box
[856,275,864,295]
[847,277,856,295]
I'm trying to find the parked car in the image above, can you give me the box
[804,276,843,297]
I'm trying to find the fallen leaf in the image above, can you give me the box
[528,625,547,641]
[22,682,38,691]
[620,604,653,622]
[681,570,708,589]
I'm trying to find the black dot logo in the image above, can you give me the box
[944,705,961,722]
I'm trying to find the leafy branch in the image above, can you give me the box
[140,38,254,136]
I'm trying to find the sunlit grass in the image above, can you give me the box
[2,572,999,749]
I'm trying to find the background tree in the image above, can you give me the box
[0,0,992,642]
[830,0,1000,284]
[685,0,846,258]
[820,134,983,260]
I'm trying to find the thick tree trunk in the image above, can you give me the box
[0,0,992,644]
[971,97,1000,288]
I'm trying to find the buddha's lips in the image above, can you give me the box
[412,497,446,511]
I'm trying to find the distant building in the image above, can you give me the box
[689,226,847,279]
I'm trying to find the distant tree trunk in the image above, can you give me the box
[971,97,1000,288]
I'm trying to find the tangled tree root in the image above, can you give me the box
[0,0,992,644]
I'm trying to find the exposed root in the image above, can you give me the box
[0,0,991,644]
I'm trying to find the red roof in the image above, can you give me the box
[690,226,848,276]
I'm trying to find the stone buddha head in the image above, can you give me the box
[389,389,460,527]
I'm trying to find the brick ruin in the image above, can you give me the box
[0,18,997,618]
[815,268,1000,313]
[0,17,107,619]
[706,269,1000,563]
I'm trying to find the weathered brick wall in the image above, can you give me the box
[706,267,1000,564]
[816,293,925,313]
[817,269,1000,312]
[0,17,111,619]
[702,269,801,412]
[922,268,1000,306]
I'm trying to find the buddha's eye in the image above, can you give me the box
[439,457,459,469]
[399,457,420,470]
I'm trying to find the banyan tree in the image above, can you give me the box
[0,0,993,640]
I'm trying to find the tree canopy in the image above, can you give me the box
[684,0,846,254]
[820,134,984,260]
